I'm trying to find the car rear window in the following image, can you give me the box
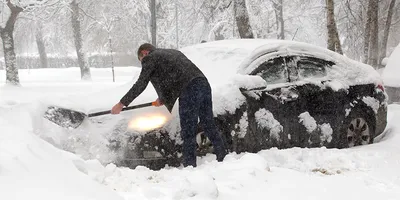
[297,57,330,79]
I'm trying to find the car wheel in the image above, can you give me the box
[344,110,374,147]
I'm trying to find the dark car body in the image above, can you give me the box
[111,39,388,170]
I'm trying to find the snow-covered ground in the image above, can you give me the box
[1,67,400,200]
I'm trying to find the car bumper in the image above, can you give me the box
[116,130,182,170]
[375,103,387,137]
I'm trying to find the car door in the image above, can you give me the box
[287,55,347,148]
[239,55,307,152]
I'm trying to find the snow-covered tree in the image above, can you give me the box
[0,0,68,85]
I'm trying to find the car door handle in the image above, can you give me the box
[280,94,298,102]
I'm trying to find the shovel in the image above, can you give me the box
[43,102,156,129]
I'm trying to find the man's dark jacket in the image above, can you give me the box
[120,48,206,112]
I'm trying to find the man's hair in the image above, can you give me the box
[137,43,156,60]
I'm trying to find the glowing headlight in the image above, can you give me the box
[128,114,168,132]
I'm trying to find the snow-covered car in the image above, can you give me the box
[382,43,400,104]
[109,39,388,170]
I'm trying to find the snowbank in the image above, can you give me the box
[382,43,400,87]
[0,106,122,200]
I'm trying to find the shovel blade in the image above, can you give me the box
[43,106,87,129]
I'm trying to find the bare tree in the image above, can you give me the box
[363,0,374,63]
[70,0,91,80]
[150,0,157,46]
[234,0,254,38]
[271,0,284,39]
[379,0,397,66]
[368,0,379,68]
[35,21,48,68]
[1,1,23,85]
[325,0,343,54]
[80,7,121,82]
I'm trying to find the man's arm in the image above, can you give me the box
[120,57,156,106]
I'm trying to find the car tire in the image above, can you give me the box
[341,108,375,148]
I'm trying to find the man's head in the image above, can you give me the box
[137,43,156,61]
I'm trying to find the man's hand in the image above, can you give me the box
[111,102,124,114]
[153,98,163,107]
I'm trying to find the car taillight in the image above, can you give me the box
[377,83,385,92]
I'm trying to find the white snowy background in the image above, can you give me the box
[0,0,399,199]
[1,54,400,200]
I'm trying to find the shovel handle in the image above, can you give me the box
[88,102,155,117]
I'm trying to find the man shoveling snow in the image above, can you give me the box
[111,43,227,167]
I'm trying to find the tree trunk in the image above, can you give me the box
[368,0,379,68]
[379,0,396,67]
[326,0,343,54]
[36,22,48,68]
[70,0,91,80]
[150,0,157,46]
[272,0,284,39]
[363,0,374,63]
[234,0,254,38]
[175,0,179,49]
[1,30,19,84]
[1,2,22,85]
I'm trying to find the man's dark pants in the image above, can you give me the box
[179,77,227,167]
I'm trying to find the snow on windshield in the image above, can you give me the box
[180,39,263,86]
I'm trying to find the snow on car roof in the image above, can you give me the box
[180,39,265,86]
[181,39,382,88]
[382,43,400,87]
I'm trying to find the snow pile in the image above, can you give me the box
[323,79,349,91]
[0,107,122,200]
[255,108,283,140]
[212,74,267,116]
[362,96,380,114]
[319,123,333,143]
[235,111,248,138]
[298,112,333,144]
[299,112,317,133]
[382,43,400,87]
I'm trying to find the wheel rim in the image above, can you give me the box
[196,132,211,149]
[347,117,370,147]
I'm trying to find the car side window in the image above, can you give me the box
[297,57,333,79]
[250,57,288,84]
